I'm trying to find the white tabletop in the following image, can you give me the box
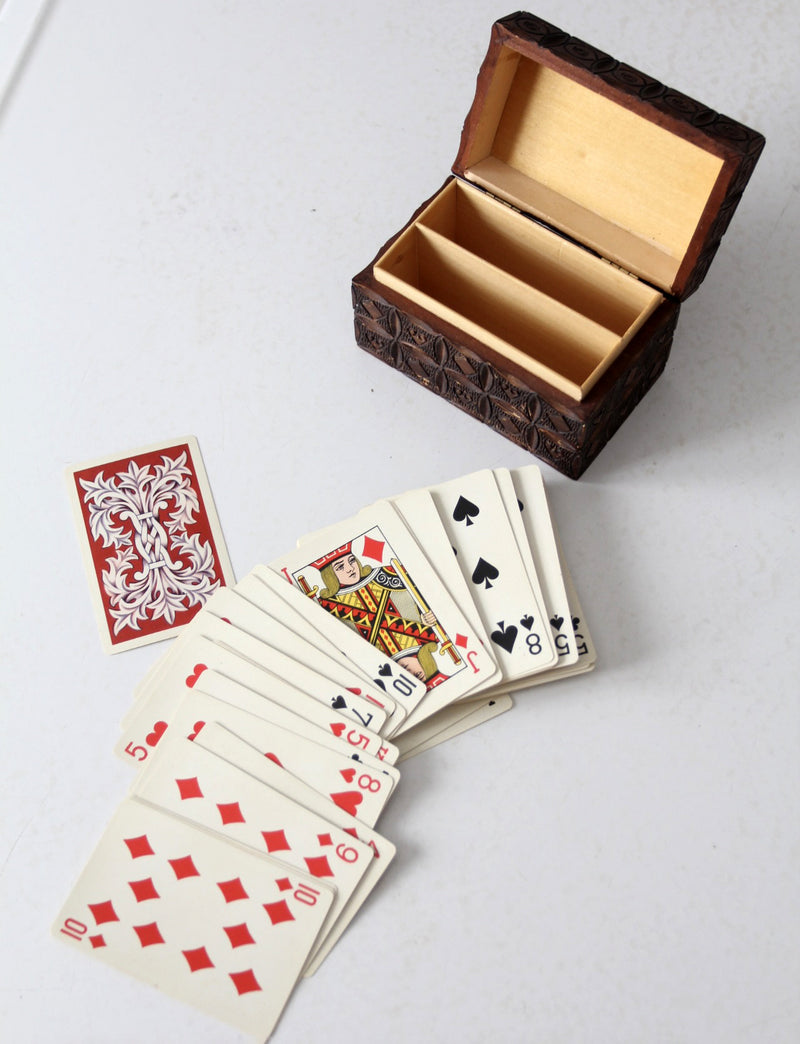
[1,2,798,1042]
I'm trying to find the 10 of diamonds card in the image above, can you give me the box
[53,797,336,1039]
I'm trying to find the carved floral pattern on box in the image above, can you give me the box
[353,282,679,479]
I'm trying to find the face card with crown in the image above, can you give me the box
[247,564,428,726]
[66,437,234,653]
[52,796,335,1039]
[270,500,500,724]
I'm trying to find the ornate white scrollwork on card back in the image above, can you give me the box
[79,451,220,634]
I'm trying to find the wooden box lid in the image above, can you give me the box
[452,12,765,299]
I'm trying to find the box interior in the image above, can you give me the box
[458,44,725,292]
[373,179,664,400]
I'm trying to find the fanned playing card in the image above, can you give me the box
[198,587,403,728]
[500,467,578,668]
[550,542,597,676]
[390,487,492,653]
[234,571,376,687]
[427,469,557,682]
[249,564,429,726]
[190,670,400,769]
[203,586,388,706]
[131,734,374,971]
[127,586,397,725]
[271,500,501,728]
[194,722,397,976]
[53,797,335,1039]
[117,613,393,767]
[141,679,399,825]
[66,437,234,653]
[116,638,398,770]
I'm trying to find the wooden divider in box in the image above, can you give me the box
[373,179,663,400]
[353,214,680,479]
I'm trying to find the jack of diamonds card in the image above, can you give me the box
[66,437,234,653]
[271,502,499,710]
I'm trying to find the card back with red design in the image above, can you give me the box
[66,436,235,653]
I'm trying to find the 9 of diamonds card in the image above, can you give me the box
[66,437,234,653]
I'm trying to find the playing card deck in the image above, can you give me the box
[57,462,594,1040]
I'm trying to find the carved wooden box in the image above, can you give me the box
[352,11,764,477]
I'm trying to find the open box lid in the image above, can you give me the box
[452,12,765,299]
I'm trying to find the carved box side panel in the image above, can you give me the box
[580,305,680,464]
[352,275,679,478]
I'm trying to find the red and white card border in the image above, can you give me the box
[65,435,235,654]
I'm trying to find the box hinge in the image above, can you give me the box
[456,172,662,294]
[600,255,641,280]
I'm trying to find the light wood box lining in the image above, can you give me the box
[373,179,663,400]
[459,46,725,291]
